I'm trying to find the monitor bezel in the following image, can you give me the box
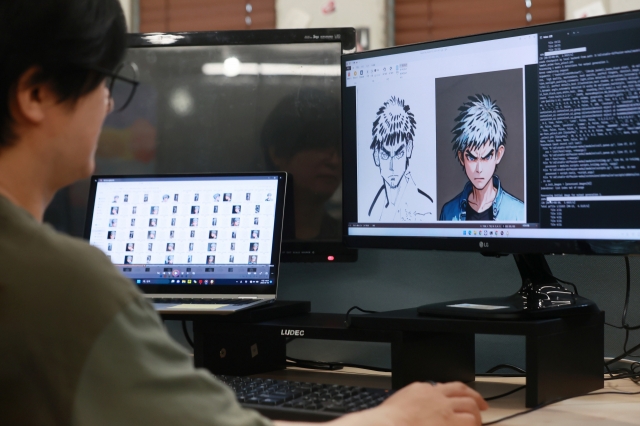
[84,172,287,295]
[125,28,358,262]
[341,11,640,256]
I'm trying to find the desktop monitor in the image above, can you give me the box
[342,12,640,319]
[44,28,357,262]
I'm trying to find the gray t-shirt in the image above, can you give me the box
[0,196,272,426]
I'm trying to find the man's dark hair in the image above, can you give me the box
[370,96,416,151]
[0,0,127,147]
[261,88,341,169]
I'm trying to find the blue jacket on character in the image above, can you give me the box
[439,175,524,221]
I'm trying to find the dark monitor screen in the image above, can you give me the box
[342,12,640,257]
[45,28,357,262]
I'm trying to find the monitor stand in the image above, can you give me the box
[417,254,599,320]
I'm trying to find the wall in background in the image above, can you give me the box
[275,0,390,50]
[394,0,564,46]
[118,0,133,30]
[136,0,275,33]
[566,0,640,19]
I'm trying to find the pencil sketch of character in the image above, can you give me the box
[439,94,524,221]
[368,96,433,222]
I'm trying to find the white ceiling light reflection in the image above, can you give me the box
[141,33,185,45]
[202,60,340,77]
[223,57,241,77]
[170,88,194,116]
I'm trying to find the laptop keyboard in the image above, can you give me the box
[151,298,257,305]
[216,375,394,417]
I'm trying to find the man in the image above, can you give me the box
[261,90,342,240]
[439,94,524,221]
[368,96,433,222]
[0,1,486,425]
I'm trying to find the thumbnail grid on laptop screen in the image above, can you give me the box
[88,176,279,285]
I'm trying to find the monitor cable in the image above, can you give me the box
[483,385,526,402]
[182,320,194,349]
[605,257,640,357]
[344,306,378,327]
[604,256,640,381]
[549,274,579,295]
[480,364,526,376]
[286,356,391,373]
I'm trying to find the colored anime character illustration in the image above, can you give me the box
[368,96,433,221]
[439,94,524,221]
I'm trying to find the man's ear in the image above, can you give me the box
[372,147,380,167]
[495,145,505,164]
[10,67,54,126]
[457,150,464,167]
[406,139,413,159]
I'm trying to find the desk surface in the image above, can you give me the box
[254,368,640,425]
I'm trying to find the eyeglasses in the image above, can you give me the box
[90,62,140,112]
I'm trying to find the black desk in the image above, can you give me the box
[351,308,604,407]
[189,304,604,407]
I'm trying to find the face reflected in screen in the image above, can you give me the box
[262,89,342,241]
[46,41,344,250]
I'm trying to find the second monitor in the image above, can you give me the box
[342,11,640,318]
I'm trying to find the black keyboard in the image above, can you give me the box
[151,298,257,305]
[216,375,395,421]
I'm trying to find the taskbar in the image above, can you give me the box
[133,278,273,285]
[348,224,640,240]
[349,222,538,229]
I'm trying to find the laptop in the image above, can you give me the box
[84,172,287,314]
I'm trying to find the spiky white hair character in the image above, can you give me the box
[370,96,416,151]
[451,94,506,156]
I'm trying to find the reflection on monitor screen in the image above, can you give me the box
[44,29,357,262]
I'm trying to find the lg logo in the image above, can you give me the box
[479,241,489,248]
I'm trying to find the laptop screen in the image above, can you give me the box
[84,173,286,295]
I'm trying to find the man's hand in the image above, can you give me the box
[370,381,488,426]
[275,381,488,426]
